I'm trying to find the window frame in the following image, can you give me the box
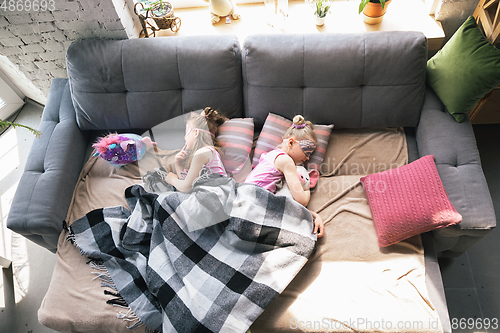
[0,74,25,121]
[425,0,442,16]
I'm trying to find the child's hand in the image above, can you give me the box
[175,145,190,164]
[310,210,324,238]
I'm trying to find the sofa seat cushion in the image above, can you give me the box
[360,155,462,247]
[39,128,446,333]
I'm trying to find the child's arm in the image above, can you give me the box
[166,147,212,192]
[174,145,190,178]
[275,154,311,207]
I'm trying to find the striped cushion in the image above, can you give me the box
[308,124,334,171]
[219,118,254,175]
[360,155,462,247]
[253,113,333,171]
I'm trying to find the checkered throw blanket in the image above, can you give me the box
[69,172,317,333]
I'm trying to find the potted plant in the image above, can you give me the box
[359,0,390,24]
[138,0,167,13]
[306,0,332,26]
[137,0,180,31]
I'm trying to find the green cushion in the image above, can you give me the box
[427,16,500,122]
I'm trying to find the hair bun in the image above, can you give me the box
[204,107,226,126]
[293,115,306,125]
[203,107,215,119]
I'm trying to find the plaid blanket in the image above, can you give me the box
[69,171,317,333]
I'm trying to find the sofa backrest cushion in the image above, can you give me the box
[242,32,428,131]
[66,36,243,130]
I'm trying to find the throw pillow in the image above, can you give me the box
[427,16,500,122]
[252,113,333,171]
[219,118,254,176]
[360,155,462,247]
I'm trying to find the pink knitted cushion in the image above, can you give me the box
[360,155,462,247]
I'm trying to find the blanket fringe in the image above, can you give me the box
[67,230,153,332]
[104,290,130,307]
[85,258,149,331]
[145,327,161,333]
[65,233,76,244]
[89,260,107,271]
[116,307,145,330]
[66,232,90,257]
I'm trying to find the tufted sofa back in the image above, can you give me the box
[242,32,428,131]
[66,35,243,130]
[67,33,427,132]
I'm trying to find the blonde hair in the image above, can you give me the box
[282,115,317,143]
[184,107,227,168]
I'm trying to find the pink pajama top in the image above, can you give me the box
[180,146,227,179]
[204,146,227,176]
[244,149,285,193]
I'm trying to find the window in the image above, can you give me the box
[425,0,443,16]
[0,75,25,121]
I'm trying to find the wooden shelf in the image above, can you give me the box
[154,0,445,50]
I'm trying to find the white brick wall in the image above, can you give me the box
[0,0,140,98]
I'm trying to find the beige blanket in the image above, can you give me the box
[39,129,442,333]
[39,148,177,333]
[251,128,443,333]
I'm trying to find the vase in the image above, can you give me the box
[361,0,391,24]
[315,15,326,26]
[264,0,288,28]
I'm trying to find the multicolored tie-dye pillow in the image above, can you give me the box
[252,113,333,171]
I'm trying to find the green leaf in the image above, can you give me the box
[0,119,41,137]
[359,0,370,13]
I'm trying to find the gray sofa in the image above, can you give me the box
[8,32,495,257]
[6,32,496,331]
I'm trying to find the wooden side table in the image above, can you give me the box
[156,0,445,50]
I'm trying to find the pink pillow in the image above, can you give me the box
[253,113,333,171]
[360,155,462,247]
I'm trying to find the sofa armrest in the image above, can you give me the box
[416,87,496,257]
[7,79,89,252]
